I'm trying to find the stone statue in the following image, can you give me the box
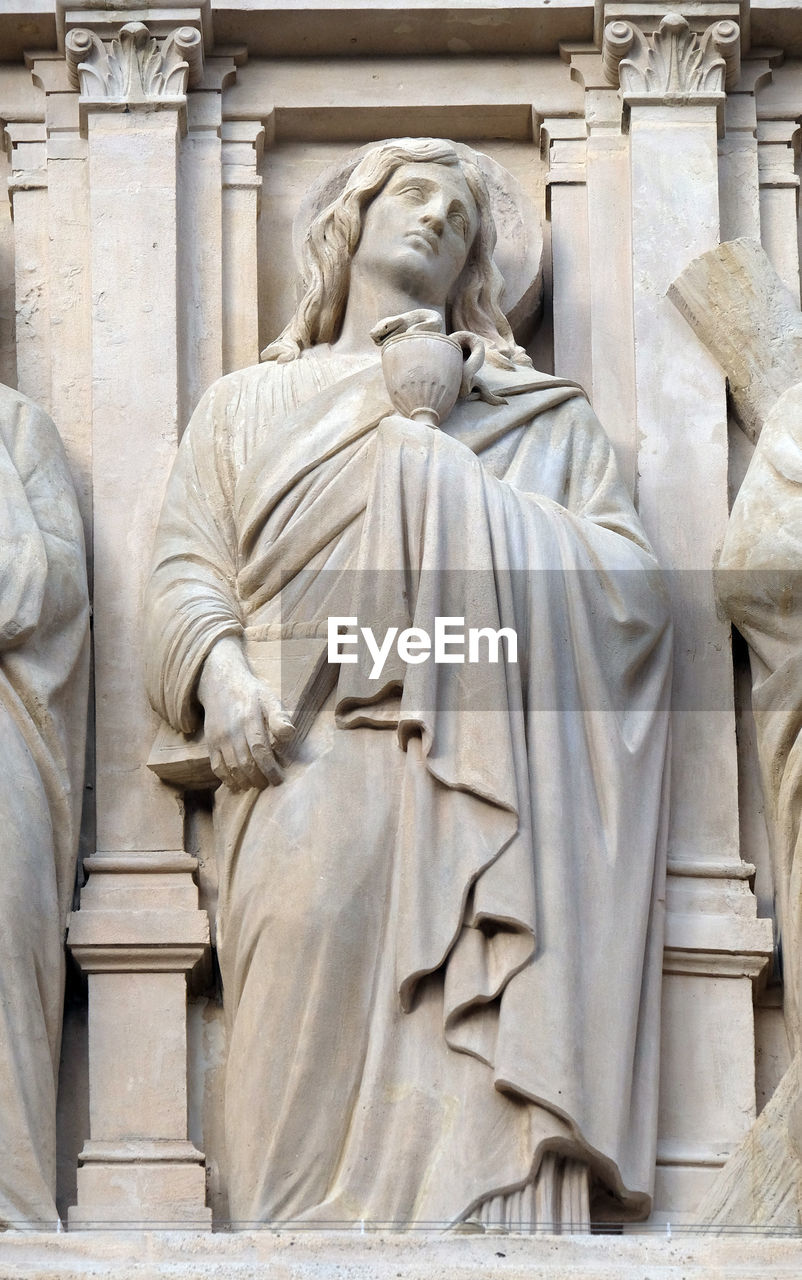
[0,385,89,1228]
[144,137,672,1230]
[671,239,802,1226]
[716,381,802,1221]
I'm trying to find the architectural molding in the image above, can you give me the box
[663,910,773,984]
[541,116,588,203]
[656,1139,735,1168]
[83,851,200,875]
[78,1140,206,1164]
[666,859,757,880]
[3,121,48,205]
[221,118,267,198]
[55,0,214,52]
[4,1229,802,1275]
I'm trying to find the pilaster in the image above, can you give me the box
[178,54,240,425]
[556,45,638,492]
[4,119,51,413]
[756,115,801,303]
[541,116,590,398]
[25,52,93,539]
[222,116,266,371]
[596,4,773,1220]
[44,2,224,1229]
[79,81,185,865]
[719,58,776,243]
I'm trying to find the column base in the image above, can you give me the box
[68,1140,211,1229]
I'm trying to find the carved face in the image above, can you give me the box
[352,161,481,308]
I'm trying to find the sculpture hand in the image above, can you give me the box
[198,636,295,791]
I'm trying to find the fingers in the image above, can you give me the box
[250,738,284,787]
[205,682,294,792]
[260,687,296,747]
[209,746,228,787]
[208,720,284,792]
[209,742,266,792]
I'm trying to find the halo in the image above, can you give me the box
[291,139,544,340]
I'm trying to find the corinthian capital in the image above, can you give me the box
[602,12,740,96]
[65,21,204,103]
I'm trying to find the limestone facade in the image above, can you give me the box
[1,0,802,1271]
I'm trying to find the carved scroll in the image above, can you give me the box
[602,12,740,95]
[65,22,204,103]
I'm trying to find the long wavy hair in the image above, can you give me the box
[262,138,529,369]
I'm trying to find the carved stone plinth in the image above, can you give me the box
[67,853,211,1227]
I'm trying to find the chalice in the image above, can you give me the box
[377,326,485,428]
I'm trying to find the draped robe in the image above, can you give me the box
[0,385,89,1228]
[145,348,671,1227]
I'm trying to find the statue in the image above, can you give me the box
[0,385,89,1228]
[145,137,672,1230]
[715,380,802,1222]
[671,239,802,1226]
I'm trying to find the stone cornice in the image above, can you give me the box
[3,3,802,64]
[56,1,213,54]
[596,0,748,50]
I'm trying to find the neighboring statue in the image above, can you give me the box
[145,137,672,1230]
[0,386,89,1228]
[671,239,802,1226]
[719,393,802,1043]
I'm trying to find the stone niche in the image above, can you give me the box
[1,1,802,1277]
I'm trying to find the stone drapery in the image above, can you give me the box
[0,385,89,1228]
[145,349,671,1227]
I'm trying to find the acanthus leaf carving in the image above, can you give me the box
[65,28,121,98]
[65,22,203,104]
[603,13,740,98]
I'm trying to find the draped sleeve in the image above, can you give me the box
[144,377,246,733]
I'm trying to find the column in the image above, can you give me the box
[27,52,93,538]
[222,117,266,372]
[59,13,212,1227]
[4,119,50,412]
[542,117,591,395]
[178,57,239,428]
[601,8,773,1219]
[756,117,801,304]
[718,60,775,244]
[563,44,639,492]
